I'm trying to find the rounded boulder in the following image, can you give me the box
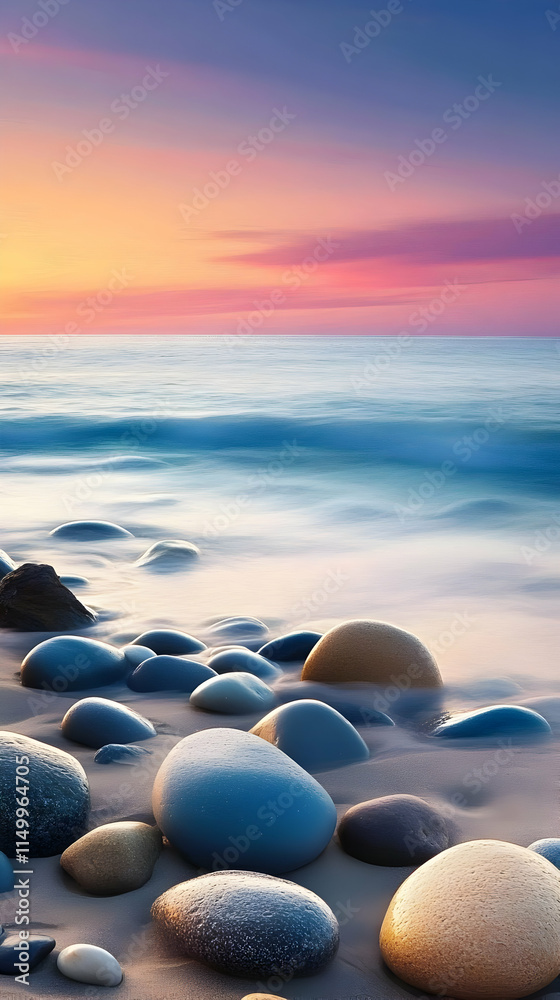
[21,635,127,691]
[60,821,162,895]
[338,794,451,867]
[61,697,156,749]
[190,672,276,714]
[250,700,369,772]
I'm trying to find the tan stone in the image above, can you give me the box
[301,619,442,686]
[241,995,288,1000]
[380,839,560,999]
[61,821,162,895]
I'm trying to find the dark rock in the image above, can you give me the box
[259,630,322,662]
[0,731,89,857]
[94,744,153,765]
[151,870,339,977]
[127,655,217,693]
[61,697,156,749]
[131,629,206,655]
[432,704,551,739]
[338,793,451,867]
[0,934,55,974]
[0,563,96,631]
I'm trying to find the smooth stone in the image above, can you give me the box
[275,682,395,727]
[208,647,281,680]
[379,840,560,999]
[127,655,217,693]
[190,672,276,714]
[131,628,206,655]
[302,619,442,687]
[0,563,96,631]
[250,699,369,772]
[206,617,269,648]
[0,731,89,856]
[62,697,156,749]
[0,550,16,580]
[338,794,450,867]
[50,520,132,539]
[151,870,339,977]
[134,539,200,570]
[528,838,560,869]
[259,630,322,662]
[465,677,522,699]
[0,852,13,892]
[60,575,89,588]
[120,643,156,667]
[152,728,337,873]
[61,821,162,895]
[94,744,153,765]
[57,943,123,986]
[0,934,55,974]
[242,996,289,1000]
[21,635,127,691]
[432,704,551,739]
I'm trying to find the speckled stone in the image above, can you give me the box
[57,943,123,986]
[134,539,200,569]
[259,630,322,662]
[21,635,127,691]
[152,728,337,874]
[128,654,217,693]
[61,821,162,895]
[302,619,442,687]
[0,731,89,857]
[208,647,280,680]
[250,699,369,772]
[131,629,206,655]
[379,839,560,999]
[432,704,552,738]
[190,672,276,714]
[61,697,156,749]
[338,794,451,866]
[528,838,560,869]
[0,934,55,974]
[94,744,153,765]
[0,852,13,892]
[151,870,339,977]
[50,520,132,539]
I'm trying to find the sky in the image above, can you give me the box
[1,0,559,336]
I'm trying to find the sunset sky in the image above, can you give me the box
[1,0,558,336]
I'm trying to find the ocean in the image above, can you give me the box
[1,334,559,693]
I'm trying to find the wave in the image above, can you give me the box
[0,412,559,475]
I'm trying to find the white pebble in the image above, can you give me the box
[57,943,123,987]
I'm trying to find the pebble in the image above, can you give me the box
[379,839,560,999]
[338,793,451,866]
[61,697,156,749]
[0,550,16,580]
[128,654,217,693]
[0,852,13,892]
[131,628,206,655]
[190,672,276,714]
[119,643,156,667]
[61,821,162,895]
[208,647,281,680]
[0,934,55,974]
[432,704,551,739]
[206,616,269,649]
[59,574,89,588]
[50,520,132,539]
[302,619,442,686]
[250,699,369,772]
[57,943,123,986]
[259,630,322,661]
[152,728,337,873]
[151,870,339,977]
[94,744,153,765]
[21,635,127,691]
[0,731,89,856]
[134,539,200,569]
[528,838,560,869]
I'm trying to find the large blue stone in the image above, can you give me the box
[152,728,337,874]
[127,655,217,693]
[131,629,206,655]
[259,630,322,662]
[432,704,551,739]
[151,870,339,978]
[190,673,276,714]
[208,647,280,680]
[62,697,156,749]
[21,636,127,691]
[0,731,89,857]
[528,838,560,869]
[250,699,369,772]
